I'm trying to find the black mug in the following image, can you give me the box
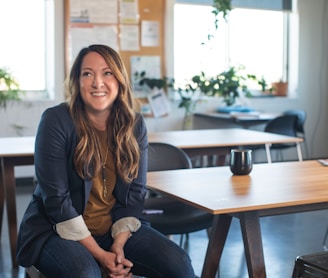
[230,149,253,175]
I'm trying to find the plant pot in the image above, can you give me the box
[272,82,288,97]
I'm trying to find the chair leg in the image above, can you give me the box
[291,263,300,278]
[323,225,328,250]
[179,234,184,247]
[25,266,47,278]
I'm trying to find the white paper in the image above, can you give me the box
[141,20,159,47]
[148,89,170,118]
[70,0,89,22]
[70,26,118,66]
[120,0,139,24]
[70,0,118,24]
[130,56,161,78]
[120,25,139,51]
[130,56,161,97]
[88,0,118,23]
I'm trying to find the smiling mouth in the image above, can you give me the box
[91,92,106,96]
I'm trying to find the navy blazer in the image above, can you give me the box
[16,103,148,267]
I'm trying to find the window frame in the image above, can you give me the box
[170,1,297,97]
[0,0,55,101]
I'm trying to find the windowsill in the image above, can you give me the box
[250,94,287,98]
[22,90,53,101]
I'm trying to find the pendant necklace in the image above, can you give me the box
[101,147,109,197]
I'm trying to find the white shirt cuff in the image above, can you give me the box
[111,217,141,239]
[55,215,91,241]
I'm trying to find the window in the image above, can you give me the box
[0,0,55,99]
[174,3,293,92]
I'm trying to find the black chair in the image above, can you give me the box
[292,251,328,277]
[143,142,213,247]
[250,114,299,162]
[283,109,308,158]
[265,114,299,161]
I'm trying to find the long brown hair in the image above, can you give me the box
[66,44,140,183]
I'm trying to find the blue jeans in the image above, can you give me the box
[35,224,195,278]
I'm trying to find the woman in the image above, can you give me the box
[16,44,195,278]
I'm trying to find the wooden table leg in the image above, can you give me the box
[201,214,232,278]
[0,158,4,238]
[239,211,266,278]
[3,157,19,268]
[1,156,34,268]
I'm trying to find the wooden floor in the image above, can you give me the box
[1,182,328,278]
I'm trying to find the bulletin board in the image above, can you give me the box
[64,0,166,83]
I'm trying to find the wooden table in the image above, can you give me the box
[0,136,35,267]
[0,129,303,267]
[146,160,328,278]
[148,128,303,163]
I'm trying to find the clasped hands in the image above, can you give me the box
[101,243,133,278]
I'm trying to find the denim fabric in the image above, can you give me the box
[35,224,195,278]
[35,235,102,278]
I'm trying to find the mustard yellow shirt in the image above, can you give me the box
[83,129,117,236]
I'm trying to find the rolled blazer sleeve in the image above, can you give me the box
[55,215,91,240]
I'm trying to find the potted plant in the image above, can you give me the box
[247,74,274,95]
[208,66,251,106]
[0,68,21,108]
[180,66,252,107]
[271,80,288,96]
[256,76,274,94]
[203,0,233,42]
[212,0,232,29]
[134,71,173,91]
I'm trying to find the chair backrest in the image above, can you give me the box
[148,142,192,172]
[265,114,298,137]
[283,109,306,135]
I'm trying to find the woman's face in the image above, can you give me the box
[79,51,119,118]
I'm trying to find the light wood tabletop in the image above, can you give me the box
[147,160,328,278]
[0,136,35,157]
[0,129,302,155]
[148,128,302,149]
[148,128,303,163]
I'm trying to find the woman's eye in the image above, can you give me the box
[105,71,113,76]
[82,71,92,77]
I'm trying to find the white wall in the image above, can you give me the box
[1,0,328,177]
[296,0,328,159]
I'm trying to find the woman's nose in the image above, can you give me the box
[92,75,104,88]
